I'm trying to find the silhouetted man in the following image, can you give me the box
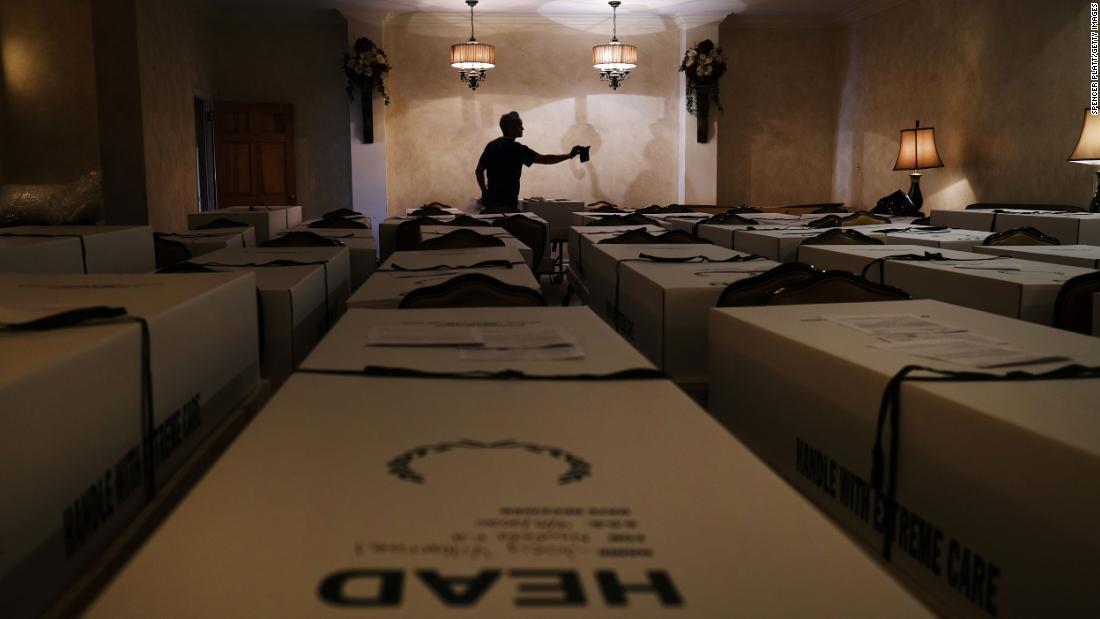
[476,111,582,210]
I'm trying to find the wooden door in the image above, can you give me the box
[213,102,296,207]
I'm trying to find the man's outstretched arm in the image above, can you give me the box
[533,146,582,165]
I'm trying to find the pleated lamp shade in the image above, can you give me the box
[893,122,944,171]
[1068,109,1100,165]
[451,41,496,70]
[592,42,637,72]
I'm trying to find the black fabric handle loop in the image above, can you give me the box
[859,252,1003,284]
[871,363,1100,561]
[298,365,666,381]
[380,259,519,272]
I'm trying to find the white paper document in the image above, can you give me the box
[826,314,965,340]
[366,325,484,347]
[873,338,1070,368]
[458,345,585,361]
[478,326,578,349]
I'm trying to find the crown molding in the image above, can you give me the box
[843,0,909,23]
[384,11,680,34]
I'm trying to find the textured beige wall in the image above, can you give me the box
[835,0,1093,211]
[212,13,353,220]
[716,22,844,207]
[0,0,100,184]
[136,0,212,232]
[383,14,680,214]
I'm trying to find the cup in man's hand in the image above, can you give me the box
[578,145,591,163]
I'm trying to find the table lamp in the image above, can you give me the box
[893,120,944,210]
[1067,109,1100,212]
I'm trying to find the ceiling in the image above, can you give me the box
[211,0,874,19]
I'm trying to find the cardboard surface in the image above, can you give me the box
[883,228,991,251]
[0,226,155,273]
[992,212,1100,244]
[928,209,1062,232]
[519,198,584,236]
[190,247,352,326]
[350,248,538,309]
[85,309,930,617]
[0,273,259,618]
[797,245,994,284]
[971,244,1100,269]
[420,226,533,268]
[734,225,893,263]
[884,256,1094,325]
[566,226,664,277]
[281,228,378,292]
[617,256,779,384]
[156,229,249,258]
[0,236,86,274]
[709,299,1100,618]
[188,206,303,242]
[582,243,744,326]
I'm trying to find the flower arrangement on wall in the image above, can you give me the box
[679,39,727,117]
[344,37,391,143]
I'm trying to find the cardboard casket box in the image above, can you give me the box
[567,226,663,278]
[971,245,1100,269]
[188,206,303,242]
[190,246,351,326]
[350,248,535,309]
[616,254,780,386]
[157,226,256,251]
[709,299,1100,618]
[883,228,991,251]
[0,272,259,618]
[991,212,1100,245]
[284,227,377,292]
[0,226,154,274]
[83,306,930,617]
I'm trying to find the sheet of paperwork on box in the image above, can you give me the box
[83,306,931,617]
[709,299,1100,618]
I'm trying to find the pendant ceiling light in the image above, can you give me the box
[592,1,637,90]
[451,0,495,90]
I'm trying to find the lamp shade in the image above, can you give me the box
[592,42,637,71]
[1068,109,1100,165]
[450,42,495,70]
[893,122,944,171]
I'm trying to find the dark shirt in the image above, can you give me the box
[478,137,538,208]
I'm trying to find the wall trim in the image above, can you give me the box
[383,11,684,34]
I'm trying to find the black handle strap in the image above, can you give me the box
[379,259,520,272]
[859,252,1003,283]
[299,366,666,381]
[871,363,1100,561]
